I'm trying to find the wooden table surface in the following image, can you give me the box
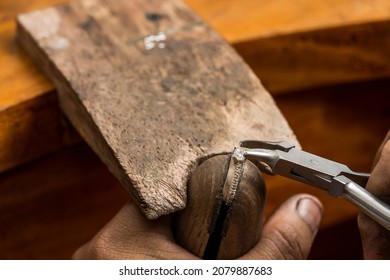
[2,0,390,173]
[1,0,389,259]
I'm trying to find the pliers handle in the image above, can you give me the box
[235,140,390,231]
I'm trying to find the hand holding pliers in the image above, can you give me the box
[235,140,390,231]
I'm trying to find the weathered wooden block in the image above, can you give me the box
[17,0,297,219]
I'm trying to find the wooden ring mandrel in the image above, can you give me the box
[175,153,266,259]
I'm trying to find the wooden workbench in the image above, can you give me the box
[0,0,389,259]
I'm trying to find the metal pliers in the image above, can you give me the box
[234,140,390,231]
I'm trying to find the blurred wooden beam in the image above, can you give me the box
[1,0,390,173]
[1,79,388,259]
[1,0,72,173]
[186,0,390,93]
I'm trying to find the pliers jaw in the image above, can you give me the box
[238,140,295,176]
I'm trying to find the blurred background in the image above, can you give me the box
[1,0,389,259]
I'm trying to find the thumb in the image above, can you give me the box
[241,194,323,260]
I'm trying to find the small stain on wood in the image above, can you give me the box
[145,12,164,22]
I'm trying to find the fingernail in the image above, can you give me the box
[296,197,323,234]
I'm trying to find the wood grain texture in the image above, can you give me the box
[2,0,390,173]
[217,157,265,259]
[175,155,265,259]
[0,0,66,107]
[16,0,297,219]
[0,0,73,173]
[1,0,388,260]
[187,0,390,93]
[187,0,390,43]
[1,76,387,261]
[0,90,80,173]
[234,20,390,93]
[0,141,363,260]
[0,143,127,259]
